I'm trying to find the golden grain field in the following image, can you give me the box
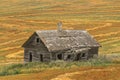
[0,0,120,79]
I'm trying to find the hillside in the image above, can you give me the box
[0,64,120,80]
[0,0,120,64]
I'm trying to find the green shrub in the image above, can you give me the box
[0,55,115,76]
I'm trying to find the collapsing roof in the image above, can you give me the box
[35,30,101,52]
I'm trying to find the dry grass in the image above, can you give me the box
[0,0,119,79]
[51,67,120,80]
[0,65,119,80]
[0,0,119,64]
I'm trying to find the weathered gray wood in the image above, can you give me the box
[23,30,100,63]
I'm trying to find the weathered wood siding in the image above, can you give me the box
[23,33,99,62]
[50,48,90,61]
[51,52,57,60]
[24,34,50,62]
[88,47,99,58]
[24,48,50,62]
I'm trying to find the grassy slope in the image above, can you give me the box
[0,0,120,63]
[0,64,120,80]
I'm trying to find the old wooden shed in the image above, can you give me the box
[22,24,101,62]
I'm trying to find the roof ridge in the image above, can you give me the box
[36,30,87,32]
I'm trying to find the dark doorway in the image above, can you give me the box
[57,54,62,60]
[67,55,71,59]
[40,54,43,62]
[29,52,32,62]
[76,53,81,60]
[81,53,86,58]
